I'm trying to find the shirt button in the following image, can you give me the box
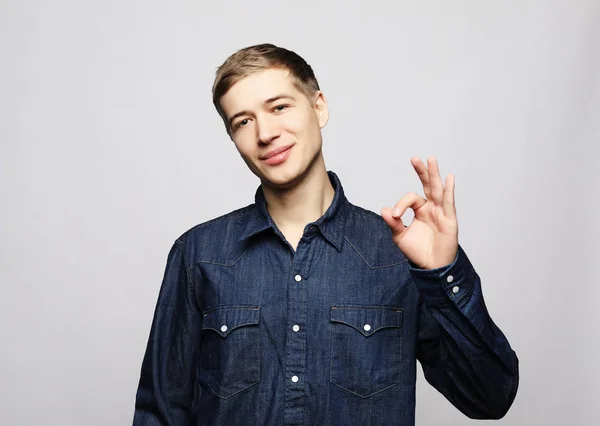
[221,325,228,332]
[363,324,371,332]
[447,275,454,283]
[452,286,460,294]
[291,375,299,383]
[294,274,302,282]
[292,325,300,332]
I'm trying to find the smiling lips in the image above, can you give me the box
[261,144,294,165]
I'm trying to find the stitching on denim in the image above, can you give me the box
[207,378,260,400]
[453,277,476,307]
[344,237,407,269]
[330,375,401,399]
[203,308,261,399]
[176,240,200,301]
[202,322,259,337]
[330,319,402,335]
[329,307,403,397]
[197,244,252,267]
[331,305,403,311]
[203,305,260,315]
[330,306,403,335]
[329,319,334,391]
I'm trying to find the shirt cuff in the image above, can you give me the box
[408,244,475,307]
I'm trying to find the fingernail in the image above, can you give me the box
[392,208,401,217]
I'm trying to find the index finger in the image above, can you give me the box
[411,157,431,200]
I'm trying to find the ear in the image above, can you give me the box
[313,91,329,128]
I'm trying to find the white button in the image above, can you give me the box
[294,274,302,282]
[447,275,454,283]
[291,375,299,383]
[221,325,228,332]
[452,286,459,294]
[363,324,371,332]
[292,325,300,332]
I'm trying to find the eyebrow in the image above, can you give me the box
[228,94,296,126]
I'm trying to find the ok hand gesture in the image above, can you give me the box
[381,157,459,270]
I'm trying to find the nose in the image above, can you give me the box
[256,114,280,144]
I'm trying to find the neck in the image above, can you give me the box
[261,156,335,231]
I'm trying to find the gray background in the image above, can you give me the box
[1,0,598,425]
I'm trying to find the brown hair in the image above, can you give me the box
[212,43,321,133]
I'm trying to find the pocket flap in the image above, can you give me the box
[203,305,260,337]
[330,306,403,337]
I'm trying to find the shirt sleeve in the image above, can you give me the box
[410,244,519,419]
[133,237,203,425]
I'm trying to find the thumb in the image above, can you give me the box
[381,207,407,236]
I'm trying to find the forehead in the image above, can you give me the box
[220,68,303,115]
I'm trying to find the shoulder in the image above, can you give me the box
[180,204,254,239]
[173,204,256,263]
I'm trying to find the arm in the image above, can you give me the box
[411,245,519,419]
[133,237,203,425]
[380,157,519,419]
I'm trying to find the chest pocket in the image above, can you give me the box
[330,306,403,398]
[200,305,261,399]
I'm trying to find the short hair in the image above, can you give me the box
[212,43,321,133]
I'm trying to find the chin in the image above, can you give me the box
[258,163,305,190]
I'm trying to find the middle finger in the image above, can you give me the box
[427,156,444,205]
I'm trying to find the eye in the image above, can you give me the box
[233,118,250,131]
[273,104,289,112]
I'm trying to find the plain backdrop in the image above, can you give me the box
[1,0,599,425]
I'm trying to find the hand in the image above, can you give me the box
[381,156,459,270]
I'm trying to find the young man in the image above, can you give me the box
[133,43,519,425]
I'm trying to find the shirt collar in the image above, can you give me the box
[238,170,348,251]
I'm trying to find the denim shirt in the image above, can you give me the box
[133,171,519,426]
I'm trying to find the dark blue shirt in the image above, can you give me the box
[133,171,518,425]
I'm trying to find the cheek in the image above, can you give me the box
[233,130,256,148]
[287,110,319,135]
[303,113,322,141]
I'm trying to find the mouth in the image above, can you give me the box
[261,144,294,166]
[261,144,294,160]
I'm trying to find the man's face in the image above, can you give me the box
[219,68,329,189]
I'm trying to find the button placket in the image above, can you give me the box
[285,242,315,425]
